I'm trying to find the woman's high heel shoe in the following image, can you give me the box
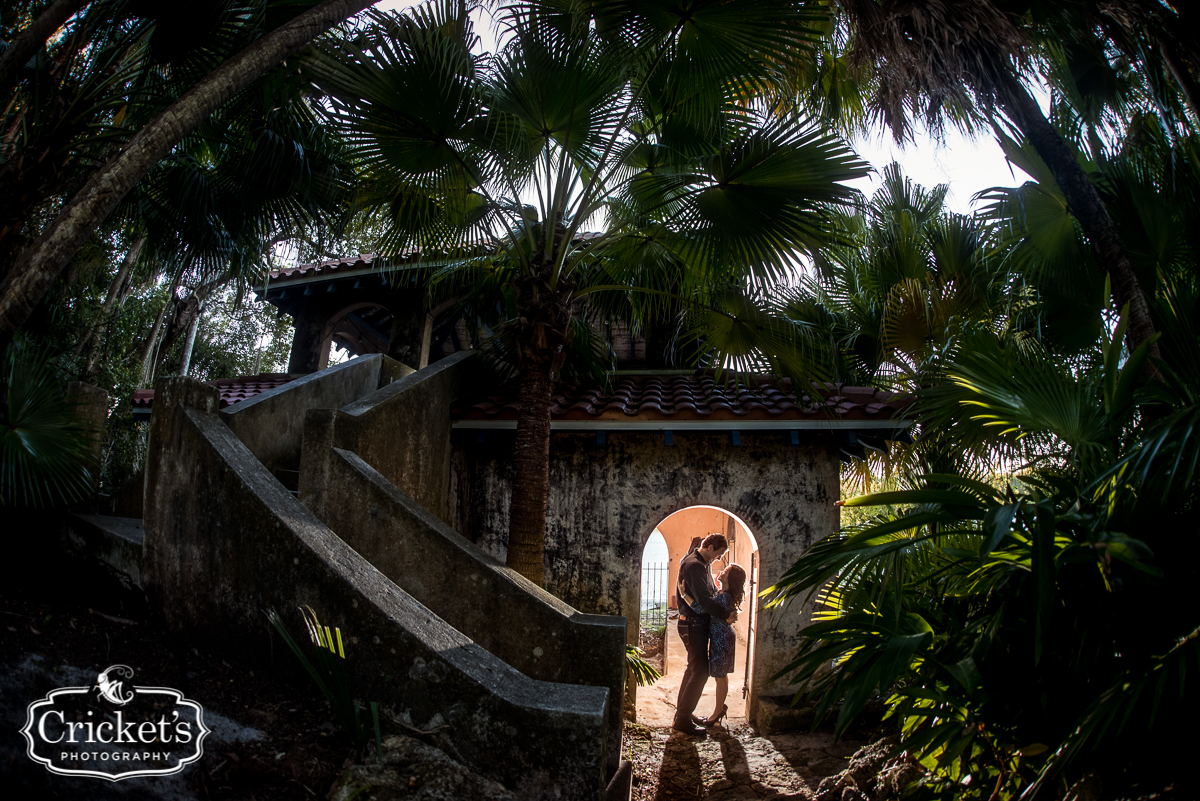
[694,704,728,727]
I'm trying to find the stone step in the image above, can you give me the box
[64,514,144,588]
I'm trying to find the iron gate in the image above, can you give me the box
[640,561,668,631]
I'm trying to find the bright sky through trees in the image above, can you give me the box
[372,1,1033,214]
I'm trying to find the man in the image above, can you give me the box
[672,533,732,737]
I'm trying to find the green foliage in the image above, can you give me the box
[159,287,293,381]
[0,342,95,508]
[266,607,383,757]
[305,0,868,370]
[767,303,1200,797]
[625,644,661,688]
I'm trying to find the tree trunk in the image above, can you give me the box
[1161,41,1200,124]
[79,232,144,371]
[999,79,1160,359]
[0,0,90,95]
[505,272,573,587]
[139,273,180,386]
[0,0,380,351]
[507,356,556,587]
[179,301,203,377]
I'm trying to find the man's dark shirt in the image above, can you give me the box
[677,550,726,619]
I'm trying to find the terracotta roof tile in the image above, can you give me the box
[453,375,910,423]
[264,235,608,287]
[132,373,302,411]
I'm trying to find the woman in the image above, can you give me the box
[695,563,746,726]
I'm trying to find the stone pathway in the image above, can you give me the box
[624,721,866,800]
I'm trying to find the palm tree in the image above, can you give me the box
[307,0,870,585]
[978,115,1200,357]
[0,341,96,508]
[760,119,1200,793]
[827,0,1167,358]
[771,161,1008,417]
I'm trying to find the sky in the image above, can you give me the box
[849,125,1032,213]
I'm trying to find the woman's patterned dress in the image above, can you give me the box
[708,591,736,677]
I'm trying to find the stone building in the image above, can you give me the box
[250,257,911,725]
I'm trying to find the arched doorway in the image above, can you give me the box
[323,302,393,367]
[634,505,760,725]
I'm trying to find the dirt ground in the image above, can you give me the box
[0,553,358,801]
[638,618,749,725]
[624,720,866,801]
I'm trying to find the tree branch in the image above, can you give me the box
[0,0,380,350]
[0,0,90,96]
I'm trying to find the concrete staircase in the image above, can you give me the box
[76,354,630,801]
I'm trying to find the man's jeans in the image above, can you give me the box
[673,616,710,728]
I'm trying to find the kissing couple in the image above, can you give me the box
[672,533,747,738]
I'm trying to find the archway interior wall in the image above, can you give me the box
[448,429,841,722]
[654,507,756,645]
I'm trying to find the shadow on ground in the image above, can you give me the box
[626,720,866,800]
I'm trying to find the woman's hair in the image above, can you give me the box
[722,564,747,609]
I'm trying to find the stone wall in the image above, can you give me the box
[143,377,609,801]
[221,354,410,477]
[449,429,841,722]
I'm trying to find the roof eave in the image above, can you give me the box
[452,418,912,431]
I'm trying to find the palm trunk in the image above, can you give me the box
[505,273,573,587]
[1000,79,1160,360]
[1161,41,1200,124]
[507,357,555,587]
[0,0,380,352]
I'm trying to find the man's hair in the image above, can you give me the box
[701,533,728,552]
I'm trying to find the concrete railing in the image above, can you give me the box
[143,377,608,801]
[300,437,627,774]
[221,354,412,476]
[307,350,476,523]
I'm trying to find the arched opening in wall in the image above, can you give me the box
[324,303,393,367]
[634,505,760,726]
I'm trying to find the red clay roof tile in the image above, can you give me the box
[454,375,909,423]
[264,235,610,286]
[132,373,301,410]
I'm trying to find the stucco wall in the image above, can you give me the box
[300,439,626,775]
[449,429,841,722]
[329,352,479,522]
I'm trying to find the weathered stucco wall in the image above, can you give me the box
[143,377,609,801]
[299,439,626,774]
[221,354,411,476]
[450,429,840,722]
